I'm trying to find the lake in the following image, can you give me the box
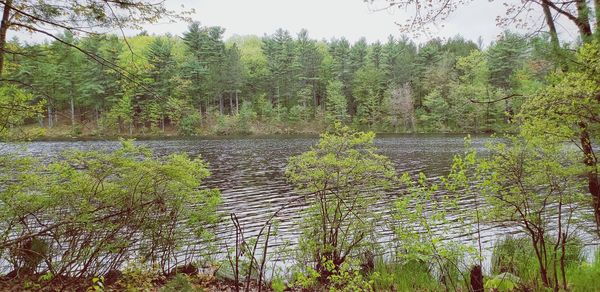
[2,134,595,271]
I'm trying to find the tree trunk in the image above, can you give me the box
[229,91,233,115]
[198,103,203,127]
[560,232,568,290]
[70,97,75,128]
[542,2,560,55]
[47,103,53,128]
[532,236,550,287]
[575,0,593,39]
[580,122,600,234]
[219,95,223,115]
[595,0,600,37]
[313,80,318,109]
[235,91,239,115]
[541,0,600,234]
[469,265,484,292]
[0,0,12,77]
[94,106,99,126]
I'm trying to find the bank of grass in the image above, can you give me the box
[567,248,600,291]
[369,259,443,291]
[489,236,593,291]
[3,245,600,291]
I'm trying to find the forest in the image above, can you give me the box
[1,0,600,291]
[5,24,542,137]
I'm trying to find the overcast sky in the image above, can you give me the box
[16,0,579,45]
[143,0,510,44]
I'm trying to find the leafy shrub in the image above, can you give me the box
[0,85,44,140]
[286,123,395,283]
[0,141,221,278]
[116,263,162,291]
[270,277,286,292]
[161,274,197,292]
[326,260,374,291]
[484,272,520,292]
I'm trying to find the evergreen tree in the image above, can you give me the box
[295,29,323,110]
[326,80,347,122]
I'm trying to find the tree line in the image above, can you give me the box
[5,25,552,135]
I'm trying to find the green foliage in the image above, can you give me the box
[270,277,286,292]
[491,237,540,282]
[487,32,528,90]
[117,263,162,291]
[160,274,198,292]
[102,93,134,134]
[0,85,44,140]
[326,81,348,123]
[484,272,520,292]
[567,248,600,290]
[419,90,449,131]
[213,114,234,135]
[394,168,476,291]
[453,50,503,131]
[88,276,105,292]
[478,136,587,228]
[292,266,320,289]
[520,40,600,143]
[475,135,588,289]
[286,124,395,282]
[326,260,374,291]
[165,97,201,135]
[179,112,202,136]
[352,65,384,127]
[490,236,584,288]
[237,101,257,133]
[254,94,274,119]
[38,271,54,282]
[369,259,441,291]
[287,104,309,123]
[0,141,221,277]
[7,26,544,136]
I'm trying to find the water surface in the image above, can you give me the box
[7,134,585,269]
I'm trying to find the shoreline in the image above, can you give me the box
[12,129,502,142]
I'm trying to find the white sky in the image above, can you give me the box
[13,0,580,46]
[146,0,510,44]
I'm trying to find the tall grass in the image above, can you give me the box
[490,236,584,289]
[567,247,600,290]
[369,259,443,291]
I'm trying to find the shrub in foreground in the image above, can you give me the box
[0,141,221,280]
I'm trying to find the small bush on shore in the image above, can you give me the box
[0,141,221,280]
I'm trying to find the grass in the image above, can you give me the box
[490,235,585,290]
[567,247,600,291]
[369,258,443,291]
